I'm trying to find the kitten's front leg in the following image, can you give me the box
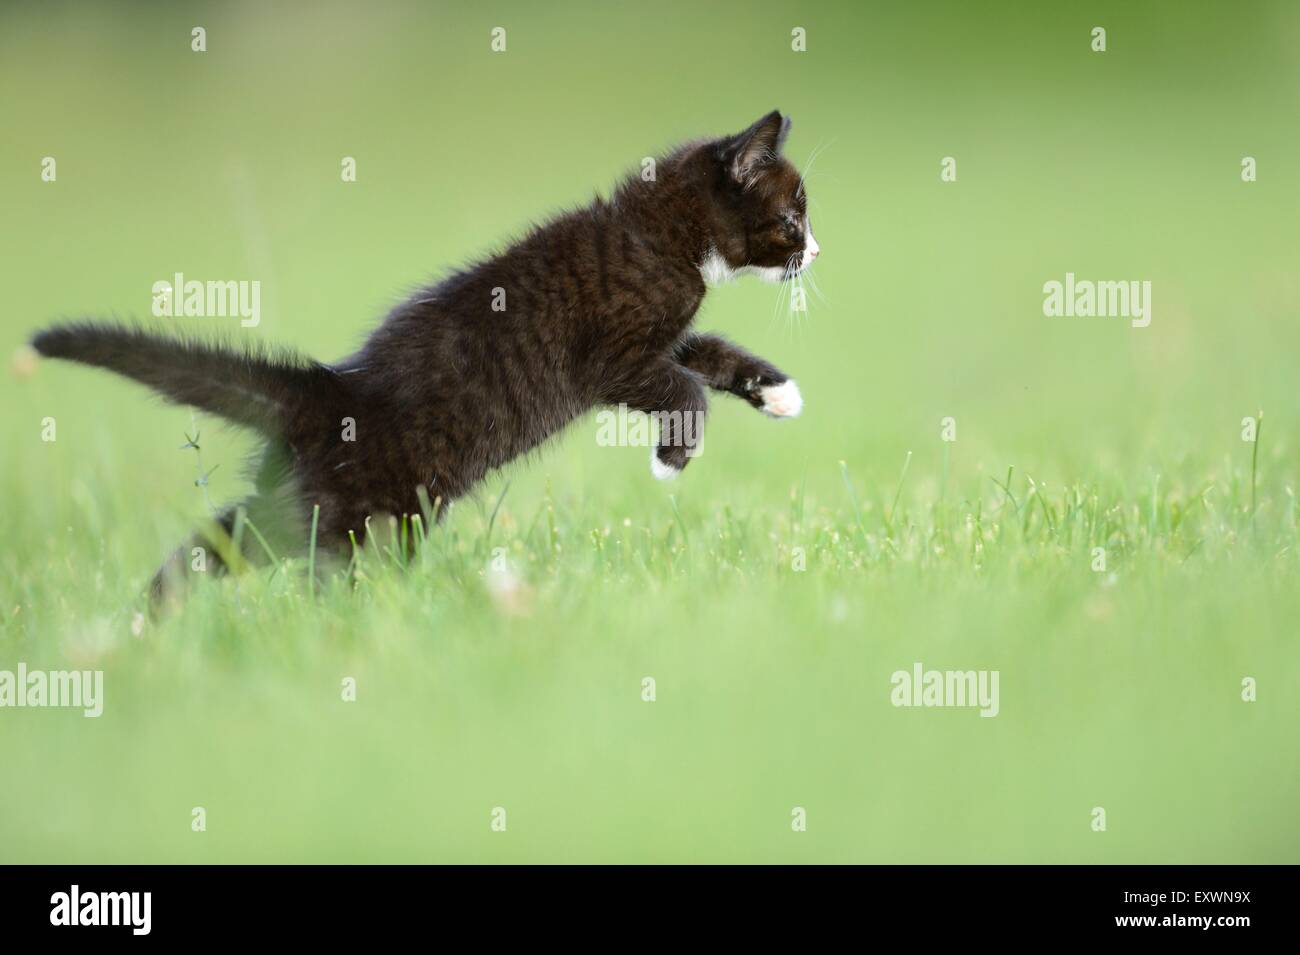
[673,332,803,418]
[604,361,708,480]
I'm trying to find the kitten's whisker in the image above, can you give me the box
[803,264,827,304]
[783,256,806,341]
[770,257,792,328]
[797,138,835,199]
[774,263,793,325]
[802,172,841,190]
[790,273,807,343]
[769,279,785,329]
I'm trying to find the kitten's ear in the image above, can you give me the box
[720,111,792,184]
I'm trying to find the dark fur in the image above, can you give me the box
[31,111,815,607]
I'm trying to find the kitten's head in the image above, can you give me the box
[700,110,819,284]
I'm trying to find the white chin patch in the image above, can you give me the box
[650,450,681,480]
[760,379,803,418]
[699,249,736,286]
[699,248,786,286]
[750,265,788,284]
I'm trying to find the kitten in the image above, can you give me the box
[31,110,820,607]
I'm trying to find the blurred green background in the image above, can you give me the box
[1,0,1297,862]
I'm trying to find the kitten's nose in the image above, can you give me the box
[809,247,819,259]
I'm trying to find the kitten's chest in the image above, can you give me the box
[601,259,705,348]
[587,299,697,381]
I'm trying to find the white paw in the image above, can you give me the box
[760,379,803,418]
[650,449,681,480]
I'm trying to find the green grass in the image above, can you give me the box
[2,437,1297,862]
[2,0,1299,862]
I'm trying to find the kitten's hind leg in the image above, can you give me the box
[673,332,802,418]
[147,495,287,615]
[604,361,708,480]
[149,505,240,615]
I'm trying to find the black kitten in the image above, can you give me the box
[32,110,820,606]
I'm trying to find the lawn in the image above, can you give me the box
[1,0,1297,862]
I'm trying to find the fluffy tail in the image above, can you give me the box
[31,321,341,435]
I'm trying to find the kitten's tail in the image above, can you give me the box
[30,321,342,436]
